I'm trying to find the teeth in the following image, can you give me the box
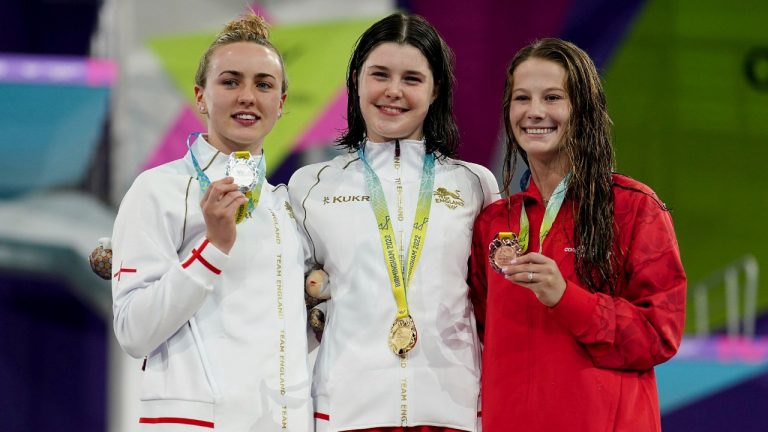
[525,127,555,134]
[380,106,404,114]
[235,113,256,120]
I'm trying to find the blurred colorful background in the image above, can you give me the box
[1,0,767,430]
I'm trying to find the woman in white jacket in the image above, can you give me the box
[289,13,498,432]
[111,13,312,431]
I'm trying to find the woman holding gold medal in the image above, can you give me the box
[469,39,686,431]
[110,13,312,431]
[289,13,498,432]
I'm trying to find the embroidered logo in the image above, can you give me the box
[434,187,465,209]
[284,201,296,220]
[564,246,586,257]
[322,195,371,205]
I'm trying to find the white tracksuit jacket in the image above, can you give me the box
[288,140,499,432]
[112,135,312,431]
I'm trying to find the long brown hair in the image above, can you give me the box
[501,38,618,295]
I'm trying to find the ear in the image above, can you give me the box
[431,84,439,104]
[351,70,358,91]
[194,85,206,112]
[278,93,287,116]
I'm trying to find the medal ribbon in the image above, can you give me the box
[357,142,435,320]
[519,173,571,253]
[186,133,266,220]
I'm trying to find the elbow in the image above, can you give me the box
[113,316,155,359]
[120,339,152,359]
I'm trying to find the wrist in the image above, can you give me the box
[206,234,234,255]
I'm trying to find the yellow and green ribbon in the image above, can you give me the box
[357,142,435,319]
[187,133,266,224]
[519,173,571,253]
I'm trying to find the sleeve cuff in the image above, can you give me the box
[548,280,597,337]
[180,238,228,286]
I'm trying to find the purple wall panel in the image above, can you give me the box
[409,0,573,167]
[0,273,107,432]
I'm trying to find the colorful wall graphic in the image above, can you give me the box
[145,17,377,174]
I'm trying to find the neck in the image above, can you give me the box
[204,134,263,155]
[528,156,569,202]
[366,137,424,145]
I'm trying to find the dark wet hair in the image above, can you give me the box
[336,12,458,157]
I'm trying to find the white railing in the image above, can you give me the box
[693,255,759,338]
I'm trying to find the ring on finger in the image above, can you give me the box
[528,271,534,282]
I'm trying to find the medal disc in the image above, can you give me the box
[231,163,255,189]
[489,233,522,274]
[388,316,418,357]
[225,153,260,193]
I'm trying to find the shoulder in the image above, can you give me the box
[270,183,289,199]
[612,173,654,195]
[612,173,668,209]
[439,157,490,177]
[439,158,498,188]
[289,153,359,189]
[476,197,511,224]
[121,159,193,208]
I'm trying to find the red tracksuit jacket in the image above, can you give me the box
[469,173,686,432]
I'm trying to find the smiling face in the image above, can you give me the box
[194,41,286,154]
[508,58,571,165]
[356,42,436,143]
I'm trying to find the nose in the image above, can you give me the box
[527,97,545,119]
[384,80,402,99]
[238,84,256,105]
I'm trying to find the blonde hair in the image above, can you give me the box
[194,12,287,94]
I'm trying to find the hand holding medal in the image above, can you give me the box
[489,232,522,273]
[494,173,570,306]
[200,177,248,254]
[501,252,567,307]
[225,151,265,224]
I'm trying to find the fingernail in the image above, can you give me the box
[510,258,517,264]
[501,267,507,273]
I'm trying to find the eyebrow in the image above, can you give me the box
[218,70,277,80]
[512,86,566,93]
[367,65,427,78]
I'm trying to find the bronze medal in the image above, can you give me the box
[388,315,418,357]
[489,232,522,274]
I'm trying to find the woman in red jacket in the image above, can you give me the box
[469,38,686,431]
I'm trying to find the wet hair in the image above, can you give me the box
[336,12,459,157]
[195,12,287,94]
[501,38,618,295]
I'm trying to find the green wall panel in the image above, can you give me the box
[603,0,768,330]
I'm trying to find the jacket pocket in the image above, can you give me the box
[140,317,219,403]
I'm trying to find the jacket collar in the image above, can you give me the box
[361,139,428,182]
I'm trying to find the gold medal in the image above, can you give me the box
[489,232,522,273]
[388,315,418,357]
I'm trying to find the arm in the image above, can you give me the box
[478,165,501,208]
[111,174,241,358]
[463,162,501,208]
[288,167,322,273]
[549,194,687,370]
[468,211,490,343]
